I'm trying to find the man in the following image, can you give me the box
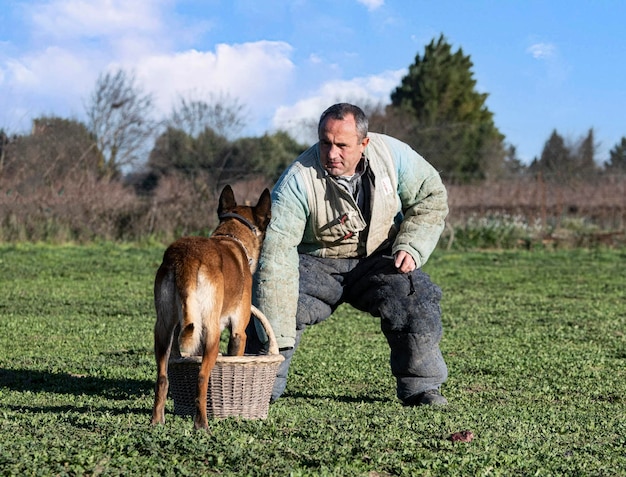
[251,103,449,406]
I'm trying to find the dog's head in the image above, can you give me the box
[217,185,271,237]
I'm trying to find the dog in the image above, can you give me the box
[151,185,271,430]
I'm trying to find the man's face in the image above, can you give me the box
[319,115,369,177]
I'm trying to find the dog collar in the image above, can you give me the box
[218,212,259,234]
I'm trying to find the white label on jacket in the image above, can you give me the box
[381,176,393,196]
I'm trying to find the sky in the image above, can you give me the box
[1,0,625,165]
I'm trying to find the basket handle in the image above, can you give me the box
[250,305,280,356]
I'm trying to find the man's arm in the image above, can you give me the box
[253,169,309,349]
[388,139,449,269]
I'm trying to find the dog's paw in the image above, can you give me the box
[193,418,210,432]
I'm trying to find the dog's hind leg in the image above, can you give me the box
[151,270,178,425]
[151,326,174,425]
[194,325,220,431]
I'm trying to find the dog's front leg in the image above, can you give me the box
[227,329,247,356]
[227,308,250,356]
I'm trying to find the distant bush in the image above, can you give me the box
[1,169,624,248]
[0,172,271,243]
[444,175,626,249]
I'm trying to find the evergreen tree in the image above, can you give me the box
[388,34,505,183]
[531,130,572,181]
[502,144,527,178]
[576,128,598,177]
[605,136,626,174]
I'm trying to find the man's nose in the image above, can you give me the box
[328,144,340,158]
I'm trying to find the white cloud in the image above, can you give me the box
[357,0,384,11]
[527,42,556,60]
[2,0,295,134]
[1,0,394,141]
[272,69,405,144]
[6,47,90,91]
[132,41,295,127]
[29,0,165,40]
[308,53,323,64]
[0,0,176,131]
[25,0,174,63]
[0,46,98,129]
[525,41,570,85]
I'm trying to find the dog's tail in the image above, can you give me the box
[178,296,202,356]
[178,276,219,356]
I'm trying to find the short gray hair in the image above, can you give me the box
[318,103,369,141]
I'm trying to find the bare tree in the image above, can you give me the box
[85,69,156,178]
[169,92,246,140]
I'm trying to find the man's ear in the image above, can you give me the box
[360,136,370,150]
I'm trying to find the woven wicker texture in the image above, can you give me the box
[167,306,284,420]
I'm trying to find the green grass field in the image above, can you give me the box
[0,243,625,476]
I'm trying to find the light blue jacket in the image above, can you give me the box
[254,133,448,348]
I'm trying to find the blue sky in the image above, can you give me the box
[1,0,624,165]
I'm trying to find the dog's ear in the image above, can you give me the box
[218,185,237,216]
[253,188,272,229]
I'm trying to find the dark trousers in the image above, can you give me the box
[252,252,448,403]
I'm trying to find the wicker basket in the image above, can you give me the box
[167,306,284,420]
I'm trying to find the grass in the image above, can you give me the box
[0,243,625,476]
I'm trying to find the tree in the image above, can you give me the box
[169,93,246,140]
[148,126,230,178]
[575,128,598,178]
[230,131,307,183]
[501,144,527,178]
[85,69,156,179]
[145,126,307,195]
[1,116,103,191]
[531,129,600,182]
[145,91,306,192]
[604,136,626,174]
[530,130,572,181]
[387,35,506,183]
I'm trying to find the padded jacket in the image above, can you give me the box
[253,133,448,349]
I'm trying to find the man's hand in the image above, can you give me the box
[393,251,416,274]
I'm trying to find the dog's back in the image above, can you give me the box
[155,235,253,356]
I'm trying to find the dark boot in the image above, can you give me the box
[402,389,448,406]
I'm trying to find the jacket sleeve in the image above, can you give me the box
[389,138,449,269]
[253,166,309,349]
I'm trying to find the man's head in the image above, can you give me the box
[318,103,370,177]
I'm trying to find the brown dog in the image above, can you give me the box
[151,185,271,430]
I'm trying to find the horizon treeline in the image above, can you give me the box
[0,35,624,245]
